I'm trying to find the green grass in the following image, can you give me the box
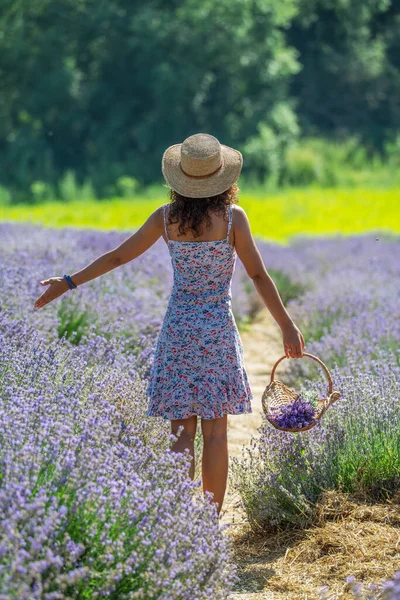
[1,186,399,243]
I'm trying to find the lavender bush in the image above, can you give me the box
[284,234,400,379]
[0,329,238,598]
[0,223,172,372]
[319,571,400,599]
[231,233,400,531]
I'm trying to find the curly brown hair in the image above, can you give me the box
[165,182,240,239]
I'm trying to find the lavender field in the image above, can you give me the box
[1,222,399,599]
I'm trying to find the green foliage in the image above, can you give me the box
[282,145,329,187]
[2,1,400,199]
[384,133,400,166]
[277,136,400,187]
[0,0,300,199]
[57,300,95,345]
[268,268,308,304]
[242,104,300,186]
[289,0,400,145]
[116,176,139,198]
[58,170,97,203]
[334,424,400,500]
[236,316,253,333]
[30,181,55,203]
[0,185,12,206]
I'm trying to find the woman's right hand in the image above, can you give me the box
[281,322,306,359]
[34,277,69,310]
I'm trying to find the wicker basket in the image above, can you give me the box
[261,352,341,433]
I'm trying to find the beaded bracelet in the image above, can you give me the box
[63,274,78,290]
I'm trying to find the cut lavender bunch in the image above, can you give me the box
[270,392,319,430]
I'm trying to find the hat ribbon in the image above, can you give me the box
[179,159,224,179]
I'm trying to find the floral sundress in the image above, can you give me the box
[146,203,253,420]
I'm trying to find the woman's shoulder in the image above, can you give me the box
[231,205,250,233]
[231,204,247,220]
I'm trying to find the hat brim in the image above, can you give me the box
[161,143,243,198]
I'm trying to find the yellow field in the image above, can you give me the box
[1,187,399,243]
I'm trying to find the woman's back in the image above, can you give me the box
[163,203,236,306]
[163,202,235,245]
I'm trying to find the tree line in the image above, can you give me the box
[1,0,399,201]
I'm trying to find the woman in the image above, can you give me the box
[34,133,305,517]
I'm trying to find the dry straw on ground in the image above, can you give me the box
[228,488,400,600]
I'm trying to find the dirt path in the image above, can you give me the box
[220,308,285,530]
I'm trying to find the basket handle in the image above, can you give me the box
[270,352,333,395]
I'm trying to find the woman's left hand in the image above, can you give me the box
[34,277,69,310]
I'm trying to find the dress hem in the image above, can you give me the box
[145,403,253,421]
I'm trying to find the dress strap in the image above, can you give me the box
[226,204,233,237]
[163,204,170,241]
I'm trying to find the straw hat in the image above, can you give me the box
[162,133,243,198]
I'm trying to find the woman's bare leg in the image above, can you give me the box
[170,415,198,480]
[201,414,228,516]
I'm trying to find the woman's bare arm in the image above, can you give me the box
[34,206,164,309]
[70,206,164,285]
[233,206,305,358]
